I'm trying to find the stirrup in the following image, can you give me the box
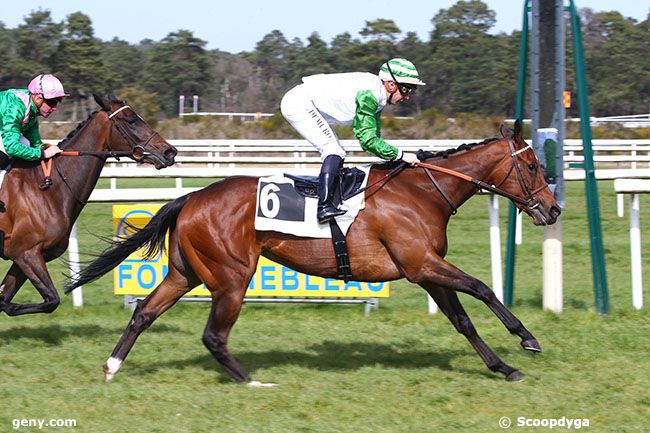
[317,206,346,224]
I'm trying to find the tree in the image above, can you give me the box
[141,30,213,115]
[0,22,16,87]
[8,10,63,85]
[289,32,334,81]
[52,12,111,120]
[431,0,496,39]
[360,18,401,42]
[424,0,513,115]
[102,38,146,89]
[117,85,160,125]
[581,10,650,115]
[250,30,291,106]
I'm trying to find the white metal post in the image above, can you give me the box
[68,223,83,307]
[488,195,504,302]
[629,193,643,309]
[543,218,563,313]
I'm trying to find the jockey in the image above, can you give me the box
[0,74,69,207]
[281,58,425,224]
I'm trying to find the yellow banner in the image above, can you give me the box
[113,205,389,298]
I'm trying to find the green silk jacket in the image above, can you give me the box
[0,89,44,160]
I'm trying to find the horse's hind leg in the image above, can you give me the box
[3,251,60,315]
[424,284,524,381]
[0,263,28,313]
[103,267,199,381]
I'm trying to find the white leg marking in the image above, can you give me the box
[247,380,278,388]
[103,357,122,381]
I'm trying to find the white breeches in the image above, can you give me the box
[280,84,346,161]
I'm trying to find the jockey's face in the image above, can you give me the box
[384,81,411,105]
[32,94,59,118]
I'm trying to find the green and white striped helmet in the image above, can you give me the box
[378,58,426,86]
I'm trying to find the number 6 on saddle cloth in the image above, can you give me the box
[254,165,369,281]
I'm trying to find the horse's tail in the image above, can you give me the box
[64,194,190,293]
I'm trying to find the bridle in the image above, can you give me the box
[415,138,546,212]
[492,139,547,210]
[105,104,157,161]
[39,104,159,194]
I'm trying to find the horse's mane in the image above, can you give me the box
[416,137,500,161]
[57,111,99,150]
[371,136,501,171]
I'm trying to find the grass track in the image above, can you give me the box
[1,180,649,433]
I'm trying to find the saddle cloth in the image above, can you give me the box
[254,165,371,238]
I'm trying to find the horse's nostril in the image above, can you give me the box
[164,147,177,161]
[551,206,562,218]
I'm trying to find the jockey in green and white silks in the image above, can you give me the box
[0,74,69,208]
[281,58,426,224]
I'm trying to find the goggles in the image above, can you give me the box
[44,97,63,107]
[386,62,417,96]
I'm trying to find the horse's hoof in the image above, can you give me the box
[521,339,542,353]
[506,370,525,382]
[247,380,277,388]
[102,363,115,381]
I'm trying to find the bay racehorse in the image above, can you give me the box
[65,120,560,385]
[0,94,176,316]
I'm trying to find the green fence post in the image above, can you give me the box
[568,0,609,314]
[505,0,530,307]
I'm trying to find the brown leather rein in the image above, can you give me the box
[414,139,544,211]
[39,105,156,191]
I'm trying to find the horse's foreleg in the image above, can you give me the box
[4,251,60,315]
[411,258,540,352]
[423,284,524,381]
[0,263,28,313]
[103,268,198,381]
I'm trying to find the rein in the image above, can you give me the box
[414,139,542,210]
[38,104,155,191]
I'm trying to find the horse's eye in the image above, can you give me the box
[124,115,137,124]
[528,163,537,172]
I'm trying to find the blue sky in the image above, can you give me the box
[2,0,647,53]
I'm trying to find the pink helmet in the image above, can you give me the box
[28,74,69,99]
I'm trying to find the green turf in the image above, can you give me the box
[0,180,648,433]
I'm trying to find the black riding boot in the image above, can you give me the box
[317,155,347,224]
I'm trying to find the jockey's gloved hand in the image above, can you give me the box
[42,145,62,159]
[400,151,419,166]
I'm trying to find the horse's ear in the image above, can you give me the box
[107,91,118,102]
[514,119,522,138]
[93,93,111,111]
[499,124,514,139]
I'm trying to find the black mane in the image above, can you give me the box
[416,137,500,161]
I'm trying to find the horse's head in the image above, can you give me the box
[93,93,177,169]
[494,120,561,225]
